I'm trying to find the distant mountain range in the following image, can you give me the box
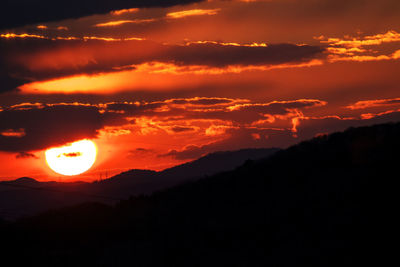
[2,121,396,266]
[0,148,279,220]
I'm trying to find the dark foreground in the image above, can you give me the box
[1,122,398,266]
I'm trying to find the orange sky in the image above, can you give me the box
[1,0,400,181]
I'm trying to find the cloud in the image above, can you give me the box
[15,151,38,159]
[10,39,324,71]
[0,0,204,30]
[299,111,400,139]
[0,36,325,94]
[1,38,324,94]
[318,30,400,63]
[0,128,26,137]
[103,98,326,126]
[319,30,400,48]
[166,8,221,19]
[0,103,105,152]
[102,98,327,159]
[227,99,327,114]
[94,19,156,27]
[110,8,139,16]
[163,108,400,160]
[126,148,155,160]
[95,8,220,28]
[160,127,291,160]
[166,97,247,106]
[63,152,82,157]
[0,97,320,154]
[2,97,400,161]
[167,42,324,67]
[347,98,400,110]
[170,126,197,133]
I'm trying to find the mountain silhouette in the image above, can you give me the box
[1,121,396,266]
[92,148,280,196]
[0,148,278,220]
[8,177,40,185]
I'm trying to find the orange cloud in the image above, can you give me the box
[328,53,399,63]
[94,19,155,27]
[17,59,323,94]
[7,38,322,93]
[319,30,400,48]
[319,30,400,63]
[121,60,323,75]
[18,68,199,94]
[36,25,48,29]
[326,47,366,56]
[0,33,141,42]
[99,126,132,137]
[251,133,261,140]
[110,8,139,16]
[205,125,236,136]
[57,26,69,31]
[227,99,327,112]
[165,97,249,108]
[184,40,268,47]
[0,33,46,39]
[360,109,400,120]
[8,103,45,111]
[166,8,220,19]
[0,128,26,138]
[347,98,400,110]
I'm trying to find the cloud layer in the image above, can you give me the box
[0,37,325,94]
[1,97,400,162]
[0,0,204,30]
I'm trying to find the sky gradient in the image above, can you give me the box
[1,0,400,181]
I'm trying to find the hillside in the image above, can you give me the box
[1,121,397,266]
[0,148,278,220]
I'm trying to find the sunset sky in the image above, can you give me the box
[1,0,400,181]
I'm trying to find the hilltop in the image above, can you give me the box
[1,121,397,266]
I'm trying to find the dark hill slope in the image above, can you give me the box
[0,148,278,220]
[1,122,398,266]
[93,148,280,196]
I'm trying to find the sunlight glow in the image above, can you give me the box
[45,140,97,176]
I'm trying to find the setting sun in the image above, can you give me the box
[45,140,97,176]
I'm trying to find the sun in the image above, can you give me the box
[45,140,97,176]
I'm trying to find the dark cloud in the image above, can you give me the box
[161,127,293,160]
[0,0,204,30]
[127,147,155,159]
[296,111,400,142]
[0,38,324,94]
[0,74,25,94]
[2,97,398,157]
[347,98,400,110]
[106,102,165,115]
[167,97,236,106]
[170,126,196,133]
[0,98,323,153]
[0,104,104,152]
[159,106,400,160]
[134,148,152,152]
[229,100,326,115]
[106,98,326,125]
[15,151,38,159]
[243,0,400,21]
[63,152,82,157]
[163,42,325,67]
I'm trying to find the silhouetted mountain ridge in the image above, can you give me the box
[161,147,280,178]
[0,148,279,220]
[12,177,38,184]
[1,121,397,266]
